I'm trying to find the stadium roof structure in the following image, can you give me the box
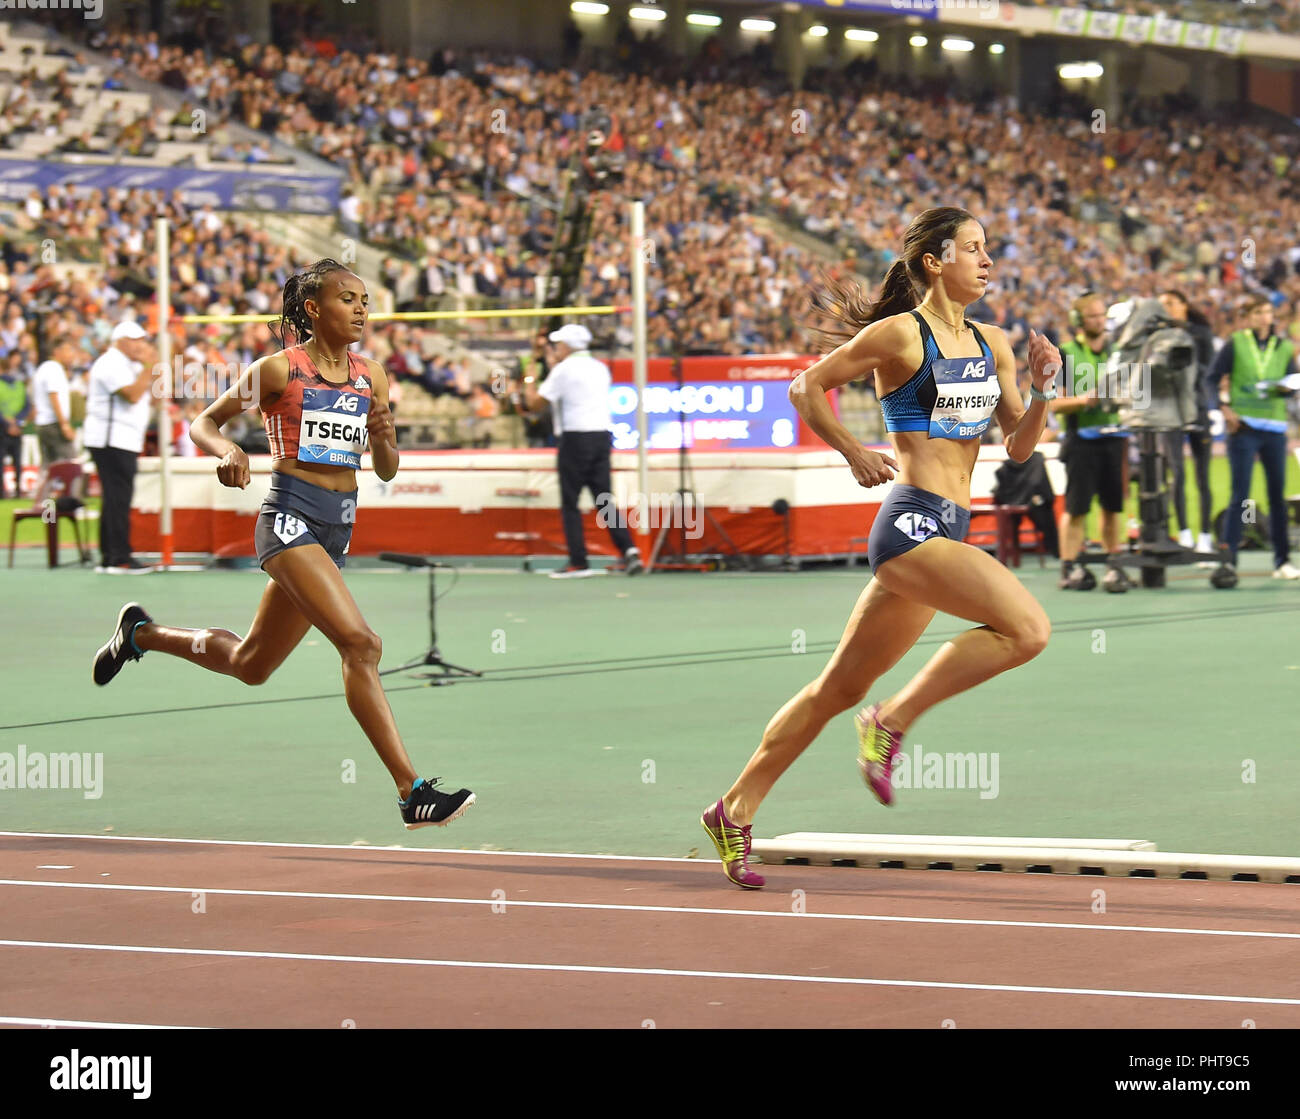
[684,0,1300,62]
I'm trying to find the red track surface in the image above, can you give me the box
[2,833,1298,1029]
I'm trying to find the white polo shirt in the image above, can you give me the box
[84,346,152,453]
[538,350,611,436]
[32,360,71,427]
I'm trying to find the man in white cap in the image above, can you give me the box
[83,321,160,573]
[526,323,642,577]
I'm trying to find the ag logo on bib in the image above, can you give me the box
[894,512,939,544]
[274,513,309,545]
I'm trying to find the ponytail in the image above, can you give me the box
[805,206,977,354]
[808,260,919,353]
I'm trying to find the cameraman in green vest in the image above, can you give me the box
[1212,295,1299,579]
[1052,291,1129,591]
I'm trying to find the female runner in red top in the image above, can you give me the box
[92,259,475,829]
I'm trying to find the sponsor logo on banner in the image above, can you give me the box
[0,158,342,212]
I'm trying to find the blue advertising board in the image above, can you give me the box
[609,381,799,451]
[0,158,342,214]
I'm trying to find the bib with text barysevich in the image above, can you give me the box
[927,355,999,440]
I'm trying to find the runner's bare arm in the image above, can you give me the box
[789,314,912,459]
[364,359,399,482]
[190,352,290,489]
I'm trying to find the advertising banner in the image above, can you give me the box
[0,158,342,214]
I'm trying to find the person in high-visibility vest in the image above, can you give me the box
[1211,294,1300,579]
[1051,291,1129,591]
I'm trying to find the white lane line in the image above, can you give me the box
[1,879,1297,943]
[2,939,1297,1006]
[0,831,699,863]
[0,1016,203,1030]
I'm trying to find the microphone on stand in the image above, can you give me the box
[379,553,451,569]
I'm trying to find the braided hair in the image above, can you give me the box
[274,258,350,348]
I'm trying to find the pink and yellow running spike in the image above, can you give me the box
[856,704,903,806]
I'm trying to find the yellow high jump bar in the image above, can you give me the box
[179,304,632,324]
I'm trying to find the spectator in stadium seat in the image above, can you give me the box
[338,189,362,240]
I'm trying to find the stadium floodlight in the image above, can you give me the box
[740,18,776,32]
[909,35,928,47]
[806,25,829,38]
[1059,61,1104,80]
[570,1,609,15]
[941,38,975,52]
[686,12,721,26]
[845,29,879,43]
[989,43,1005,55]
[629,6,668,21]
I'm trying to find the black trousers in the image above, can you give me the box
[0,430,21,498]
[88,445,138,566]
[557,431,632,567]
[1160,428,1213,534]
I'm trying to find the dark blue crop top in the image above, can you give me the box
[879,312,999,440]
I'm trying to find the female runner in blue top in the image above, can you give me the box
[701,207,1062,887]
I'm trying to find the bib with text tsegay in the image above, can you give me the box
[297,387,371,468]
[928,354,1000,440]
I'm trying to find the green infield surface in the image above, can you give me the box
[1,556,1297,860]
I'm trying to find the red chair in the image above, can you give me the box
[7,461,90,568]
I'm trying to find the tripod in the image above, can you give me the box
[1072,429,1231,590]
[378,553,483,683]
[647,321,749,572]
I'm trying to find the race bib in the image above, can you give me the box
[298,387,370,468]
[273,513,308,544]
[894,512,939,544]
[928,356,999,440]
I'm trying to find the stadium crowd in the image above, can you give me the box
[72,28,1300,354]
[2,20,1299,462]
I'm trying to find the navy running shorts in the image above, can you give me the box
[254,472,356,570]
[866,483,972,574]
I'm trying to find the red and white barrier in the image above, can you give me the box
[126,445,1064,560]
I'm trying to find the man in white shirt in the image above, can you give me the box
[527,323,642,577]
[32,338,80,464]
[83,321,160,573]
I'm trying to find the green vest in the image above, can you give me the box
[0,375,26,421]
[1229,330,1292,423]
[1058,336,1117,433]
